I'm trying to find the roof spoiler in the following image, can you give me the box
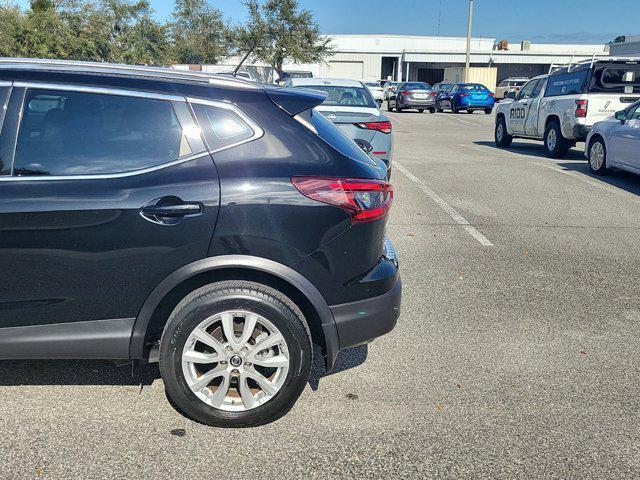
[264,86,327,116]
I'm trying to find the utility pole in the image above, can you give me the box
[464,0,474,82]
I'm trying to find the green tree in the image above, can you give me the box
[0,4,24,57]
[238,0,333,79]
[169,0,232,64]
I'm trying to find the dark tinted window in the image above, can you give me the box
[0,86,11,175]
[14,89,188,176]
[589,64,640,94]
[309,109,376,166]
[192,103,256,151]
[545,70,589,97]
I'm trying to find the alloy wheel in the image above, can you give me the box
[181,310,290,412]
[590,141,605,170]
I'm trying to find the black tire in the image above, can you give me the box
[418,109,424,113]
[484,107,493,114]
[451,103,458,114]
[467,109,473,114]
[494,115,513,148]
[544,120,570,158]
[387,100,394,112]
[159,281,312,428]
[436,106,443,113]
[587,137,608,175]
[397,105,403,112]
[428,107,435,114]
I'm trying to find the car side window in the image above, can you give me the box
[532,79,546,97]
[517,80,539,100]
[629,104,640,120]
[191,103,258,152]
[499,81,508,88]
[0,86,11,175]
[13,89,193,176]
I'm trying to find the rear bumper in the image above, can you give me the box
[330,277,401,352]
[399,98,436,108]
[572,124,590,140]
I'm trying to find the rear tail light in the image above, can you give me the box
[575,99,588,118]
[401,91,411,96]
[459,93,470,97]
[355,121,392,134]
[291,177,393,224]
[489,92,495,98]
[428,91,438,97]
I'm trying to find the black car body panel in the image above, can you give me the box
[0,60,400,371]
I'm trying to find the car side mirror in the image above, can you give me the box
[615,110,627,124]
[506,92,517,100]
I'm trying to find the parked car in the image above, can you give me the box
[363,81,384,107]
[494,59,640,158]
[0,59,401,428]
[436,83,495,114]
[495,77,529,99]
[432,82,453,95]
[387,82,435,113]
[585,100,640,174]
[288,77,394,168]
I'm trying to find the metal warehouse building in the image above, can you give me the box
[177,34,612,88]
[308,34,611,85]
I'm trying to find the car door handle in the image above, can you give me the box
[140,197,203,225]
[141,204,202,217]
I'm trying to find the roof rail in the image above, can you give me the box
[0,58,260,90]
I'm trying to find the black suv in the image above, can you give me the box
[0,59,401,427]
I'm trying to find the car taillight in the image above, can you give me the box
[355,121,392,134]
[489,92,495,98]
[575,99,588,118]
[429,91,438,97]
[459,93,470,97]
[401,91,411,96]
[291,177,393,224]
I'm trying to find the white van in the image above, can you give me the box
[494,58,640,157]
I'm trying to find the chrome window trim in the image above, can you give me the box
[186,97,264,154]
[0,151,211,182]
[13,81,185,102]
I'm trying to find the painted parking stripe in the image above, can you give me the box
[443,114,472,125]
[394,162,494,247]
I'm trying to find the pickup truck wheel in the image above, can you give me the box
[544,120,570,158]
[159,281,312,428]
[495,116,513,148]
[588,138,608,174]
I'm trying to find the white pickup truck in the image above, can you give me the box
[494,58,640,158]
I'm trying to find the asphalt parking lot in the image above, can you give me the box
[2,110,640,479]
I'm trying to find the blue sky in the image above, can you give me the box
[15,0,639,44]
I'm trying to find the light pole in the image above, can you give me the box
[464,0,474,82]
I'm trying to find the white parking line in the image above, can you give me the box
[443,114,472,125]
[394,162,494,247]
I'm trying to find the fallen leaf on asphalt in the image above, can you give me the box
[346,393,359,401]
[406,233,416,237]
[170,428,186,437]
[35,468,42,477]
[436,404,444,412]
[580,350,587,356]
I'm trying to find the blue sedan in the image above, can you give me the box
[436,83,495,114]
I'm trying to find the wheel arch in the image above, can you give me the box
[545,114,561,129]
[129,255,339,369]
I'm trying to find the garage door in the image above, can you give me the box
[327,61,364,80]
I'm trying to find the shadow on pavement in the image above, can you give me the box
[308,344,368,391]
[0,344,368,391]
[473,140,586,161]
[474,140,640,197]
[0,359,159,386]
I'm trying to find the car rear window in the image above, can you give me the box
[309,109,379,166]
[589,64,640,94]
[191,103,256,151]
[461,84,488,91]
[403,82,431,90]
[545,70,589,97]
[294,86,376,108]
